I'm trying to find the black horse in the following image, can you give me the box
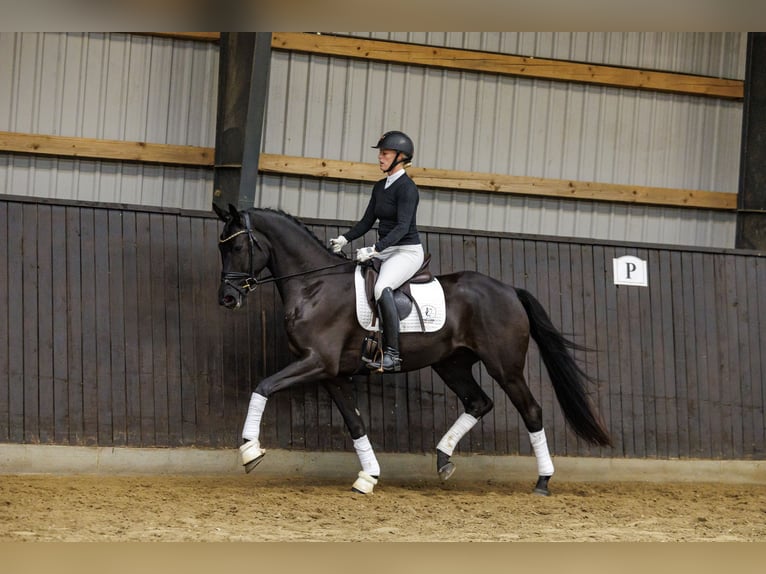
[214,204,611,495]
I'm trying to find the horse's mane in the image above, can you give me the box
[249,208,344,257]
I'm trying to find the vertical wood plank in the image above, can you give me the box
[669,251,690,457]
[65,206,84,444]
[108,210,128,445]
[149,213,169,446]
[177,216,199,445]
[162,214,183,446]
[94,209,114,444]
[0,201,10,442]
[650,250,670,457]
[22,203,40,443]
[36,205,55,444]
[753,258,766,455]
[79,207,99,446]
[716,254,735,458]
[690,252,708,457]
[658,250,679,458]
[7,202,25,443]
[51,206,70,444]
[121,210,141,446]
[677,251,697,457]
[135,211,155,446]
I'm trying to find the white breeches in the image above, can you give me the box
[373,244,424,300]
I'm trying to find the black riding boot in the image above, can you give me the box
[368,287,401,372]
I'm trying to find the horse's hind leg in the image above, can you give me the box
[432,350,493,481]
[488,366,554,496]
[323,376,380,494]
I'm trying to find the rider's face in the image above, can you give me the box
[378,148,399,172]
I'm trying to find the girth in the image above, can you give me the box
[362,254,433,330]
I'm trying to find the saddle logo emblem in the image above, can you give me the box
[422,305,437,323]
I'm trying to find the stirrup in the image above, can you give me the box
[367,347,401,372]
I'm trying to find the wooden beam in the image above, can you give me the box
[0,132,736,210]
[0,131,214,166]
[258,153,738,211]
[272,33,744,100]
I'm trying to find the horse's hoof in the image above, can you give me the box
[240,441,266,473]
[244,453,265,473]
[533,475,551,496]
[351,471,378,494]
[438,461,456,482]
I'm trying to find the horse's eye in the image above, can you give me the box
[233,244,244,252]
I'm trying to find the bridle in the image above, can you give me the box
[219,211,352,298]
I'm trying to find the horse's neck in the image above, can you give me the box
[253,211,341,283]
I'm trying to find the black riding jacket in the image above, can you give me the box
[343,173,421,252]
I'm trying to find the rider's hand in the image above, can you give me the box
[329,236,348,253]
[355,246,377,262]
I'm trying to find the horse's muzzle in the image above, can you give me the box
[219,284,243,309]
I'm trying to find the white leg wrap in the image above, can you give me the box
[242,392,267,442]
[529,429,555,476]
[239,439,265,465]
[353,435,380,477]
[436,413,479,456]
[351,471,378,494]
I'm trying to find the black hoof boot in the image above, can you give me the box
[533,475,551,496]
[437,449,455,481]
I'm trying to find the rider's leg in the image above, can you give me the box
[368,245,424,372]
[370,287,401,371]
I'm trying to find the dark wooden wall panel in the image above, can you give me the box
[0,201,8,443]
[1,195,765,462]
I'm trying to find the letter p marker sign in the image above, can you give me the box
[613,255,648,287]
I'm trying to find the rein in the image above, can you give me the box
[219,213,352,295]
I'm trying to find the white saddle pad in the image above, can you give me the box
[354,266,446,333]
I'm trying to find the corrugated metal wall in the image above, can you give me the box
[0,32,747,247]
[2,196,764,460]
[0,32,218,211]
[258,32,746,248]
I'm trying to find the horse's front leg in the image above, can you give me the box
[323,375,380,494]
[240,352,327,472]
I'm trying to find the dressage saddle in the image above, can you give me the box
[362,254,433,330]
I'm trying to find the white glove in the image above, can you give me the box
[329,235,348,253]
[355,246,377,262]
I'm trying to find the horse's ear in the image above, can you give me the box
[228,204,242,226]
[212,202,230,222]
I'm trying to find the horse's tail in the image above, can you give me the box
[515,288,612,447]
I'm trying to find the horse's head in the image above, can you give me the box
[214,203,270,309]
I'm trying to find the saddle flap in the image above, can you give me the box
[355,267,446,334]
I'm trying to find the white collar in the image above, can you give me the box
[385,169,406,189]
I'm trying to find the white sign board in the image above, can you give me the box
[613,255,647,287]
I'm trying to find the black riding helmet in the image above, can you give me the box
[372,130,414,173]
